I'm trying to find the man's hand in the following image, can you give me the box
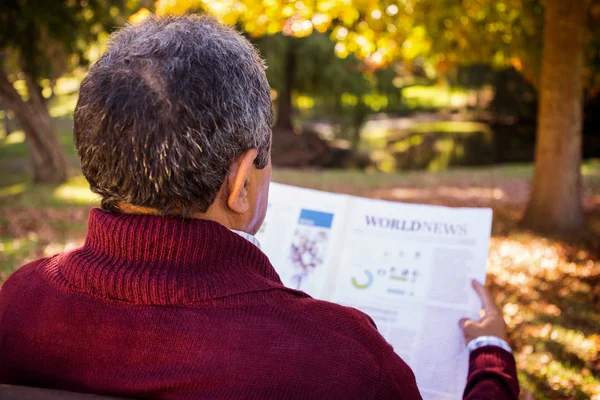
[459,280,508,344]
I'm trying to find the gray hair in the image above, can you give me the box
[74,15,273,215]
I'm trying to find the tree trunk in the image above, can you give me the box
[274,37,296,132]
[0,102,13,136]
[0,70,68,183]
[521,0,585,235]
[352,95,367,153]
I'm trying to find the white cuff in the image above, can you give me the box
[467,336,512,354]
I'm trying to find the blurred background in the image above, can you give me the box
[0,0,599,398]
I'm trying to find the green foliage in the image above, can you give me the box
[416,0,545,78]
[0,0,138,81]
[150,0,600,94]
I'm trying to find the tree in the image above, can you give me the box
[0,102,14,137]
[0,0,132,183]
[521,0,586,234]
[255,32,373,134]
[405,0,600,235]
[272,35,297,132]
[145,0,598,236]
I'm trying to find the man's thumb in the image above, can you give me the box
[458,318,470,330]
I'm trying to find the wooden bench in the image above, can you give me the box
[0,385,126,400]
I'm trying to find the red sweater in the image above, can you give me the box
[0,209,518,399]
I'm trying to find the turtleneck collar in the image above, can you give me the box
[47,209,285,305]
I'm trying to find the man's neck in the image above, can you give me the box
[116,202,245,232]
[117,203,163,216]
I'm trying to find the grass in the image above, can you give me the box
[402,85,469,109]
[408,120,492,135]
[1,91,599,399]
[274,162,600,192]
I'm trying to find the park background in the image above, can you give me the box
[1,0,599,398]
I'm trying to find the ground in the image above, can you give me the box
[1,109,599,399]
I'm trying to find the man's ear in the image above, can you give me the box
[227,149,258,214]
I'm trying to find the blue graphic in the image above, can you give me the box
[298,209,334,228]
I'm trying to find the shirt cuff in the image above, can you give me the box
[467,336,512,354]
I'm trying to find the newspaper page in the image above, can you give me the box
[328,196,492,400]
[256,183,493,400]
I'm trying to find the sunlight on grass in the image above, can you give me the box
[410,121,492,135]
[42,240,81,257]
[53,76,82,96]
[582,159,600,182]
[0,183,28,198]
[402,85,468,109]
[49,92,79,118]
[0,237,27,254]
[272,162,600,194]
[52,176,99,206]
[0,175,98,208]
[0,234,85,282]
[0,236,40,282]
[2,130,25,144]
[53,184,98,205]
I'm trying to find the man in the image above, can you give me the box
[0,15,518,399]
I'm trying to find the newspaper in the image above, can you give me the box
[256,183,493,400]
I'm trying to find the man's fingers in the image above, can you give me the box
[472,280,496,314]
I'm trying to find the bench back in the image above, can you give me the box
[0,385,126,400]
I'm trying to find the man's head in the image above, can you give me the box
[74,15,273,234]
